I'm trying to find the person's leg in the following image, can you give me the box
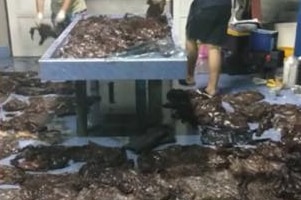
[205,44,222,96]
[197,5,231,96]
[185,39,198,85]
[179,0,199,86]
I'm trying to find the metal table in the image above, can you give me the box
[39,15,186,135]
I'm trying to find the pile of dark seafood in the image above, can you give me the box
[164,89,301,145]
[30,23,58,45]
[0,71,100,135]
[2,70,301,199]
[59,15,171,58]
[0,71,76,134]
[1,141,301,200]
[0,71,83,159]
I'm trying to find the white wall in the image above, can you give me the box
[87,0,149,15]
[0,0,9,47]
[88,0,172,15]
[6,0,53,57]
[173,0,192,48]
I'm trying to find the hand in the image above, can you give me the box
[35,12,44,26]
[55,10,66,24]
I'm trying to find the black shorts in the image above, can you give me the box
[186,3,231,46]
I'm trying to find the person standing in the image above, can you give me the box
[35,0,87,33]
[179,0,231,98]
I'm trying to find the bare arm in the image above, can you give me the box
[36,0,45,13]
[60,0,72,12]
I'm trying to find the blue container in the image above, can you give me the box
[249,29,278,52]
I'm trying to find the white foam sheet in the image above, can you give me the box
[0,155,17,166]
[0,185,20,189]
[27,162,86,175]
[18,140,50,149]
[254,129,282,142]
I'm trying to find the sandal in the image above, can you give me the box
[196,87,216,99]
[178,79,195,86]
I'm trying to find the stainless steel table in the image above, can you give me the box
[39,15,186,135]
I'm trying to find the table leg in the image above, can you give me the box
[148,80,163,125]
[135,80,147,130]
[88,80,102,131]
[75,81,88,136]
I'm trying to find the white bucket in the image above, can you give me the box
[275,22,297,48]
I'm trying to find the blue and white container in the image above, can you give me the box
[249,29,278,52]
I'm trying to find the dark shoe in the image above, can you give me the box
[196,87,216,99]
[178,79,195,86]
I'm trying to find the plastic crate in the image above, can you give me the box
[250,29,278,52]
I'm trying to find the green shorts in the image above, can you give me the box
[186,4,231,46]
